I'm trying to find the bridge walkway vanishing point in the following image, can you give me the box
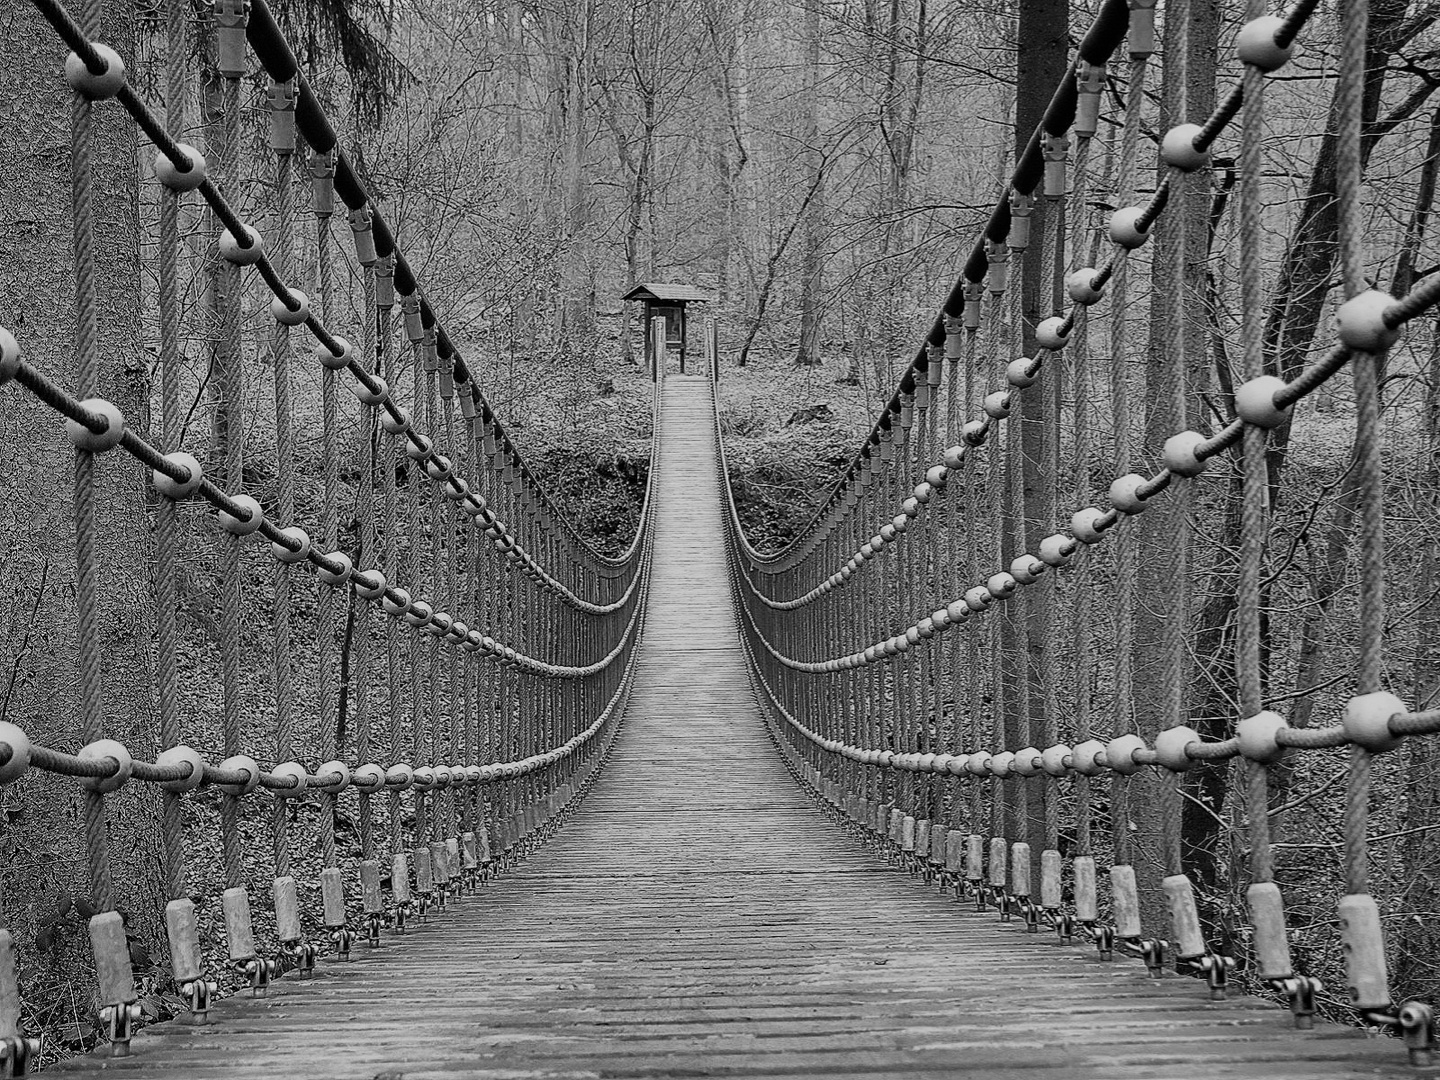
[45,377,1431,1080]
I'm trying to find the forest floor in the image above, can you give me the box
[499,310,881,556]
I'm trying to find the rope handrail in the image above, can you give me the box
[0,588,647,792]
[726,327,1383,667]
[0,338,649,675]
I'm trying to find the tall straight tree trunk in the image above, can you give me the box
[794,0,823,367]
[561,0,595,337]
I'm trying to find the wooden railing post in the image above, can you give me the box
[651,316,666,382]
[706,316,719,382]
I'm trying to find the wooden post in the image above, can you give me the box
[642,299,654,373]
[679,305,687,374]
[707,316,719,381]
[650,316,666,381]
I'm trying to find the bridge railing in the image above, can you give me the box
[0,0,657,1067]
[719,0,1440,1065]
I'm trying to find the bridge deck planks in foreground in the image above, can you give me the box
[51,376,1435,1078]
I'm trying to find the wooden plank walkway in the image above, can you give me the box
[52,375,1435,1078]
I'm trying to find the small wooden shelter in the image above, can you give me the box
[623,282,714,373]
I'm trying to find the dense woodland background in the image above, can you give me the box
[4,0,1440,1059]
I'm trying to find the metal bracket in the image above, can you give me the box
[1269,974,1320,1029]
[330,926,354,960]
[98,1000,141,1056]
[365,913,384,948]
[1019,898,1041,934]
[1361,1002,1435,1066]
[992,886,1011,922]
[393,900,410,935]
[1182,952,1235,1000]
[1120,936,1166,978]
[1048,909,1075,944]
[1,1034,41,1077]
[285,939,317,978]
[179,975,217,1021]
[238,955,275,996]
[1401,1001,1435,1066]
[1086,921,1115,961]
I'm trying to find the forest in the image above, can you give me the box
[4,0,1440,1063]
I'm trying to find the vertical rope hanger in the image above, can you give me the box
[150,0,215,1022]
[269,78,297,888]
[58,0,146,1041]
[423,325,445,883]
[1330,0,1412,1027]
[378,256,406,893]
[349,204,384,939]
[981,286,1007,869]
[402,295,426,878]
[1110,59,1143,869]
[1154,0,1191,884]
[1151,0,1212,974]
[1233,0,1277,898]
[1337,0,1376,899]
[459,388,480,874]
[150,0,193,914]
[264,70,319,980]
[352,216,378,872]
[69,0,114,916]
[313,142,341,872]
[1069,161,1096,877]
[1002,263,1028,856]
[215,14,247,896]
[943,312,965,832]
[200,0,280,992]
[440,365,462,893]
[1038,115,1075,916]
[963,293,985,862]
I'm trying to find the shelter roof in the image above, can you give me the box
[622,282,715,303]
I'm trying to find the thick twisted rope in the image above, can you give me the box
[271,102,297,882]
[155,0,188,903]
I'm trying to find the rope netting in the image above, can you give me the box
[724,0,1440,1064]
[0,0,656,1064]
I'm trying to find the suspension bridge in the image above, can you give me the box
[3,0,1440,1074]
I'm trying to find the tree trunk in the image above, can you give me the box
[794,0,823,367]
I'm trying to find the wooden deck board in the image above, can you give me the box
[50,376,1435,1078]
